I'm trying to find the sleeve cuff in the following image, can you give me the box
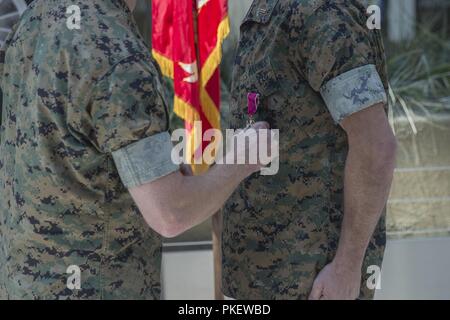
[112,132,178,189]
[320,64,387,124]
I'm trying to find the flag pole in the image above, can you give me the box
[192,0,224,300]
[212,210,224,300]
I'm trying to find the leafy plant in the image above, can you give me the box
[386,17,450,134]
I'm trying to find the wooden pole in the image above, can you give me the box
[212,210,224,300]
[192,1,224,300]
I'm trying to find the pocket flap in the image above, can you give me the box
[249,57,280,97]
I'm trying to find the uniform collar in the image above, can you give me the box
[242,0,279,24]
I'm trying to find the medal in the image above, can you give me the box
[247,92,260,127]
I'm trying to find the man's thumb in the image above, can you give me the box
[251,121,270,130]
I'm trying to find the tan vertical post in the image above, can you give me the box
[191,1,224,300]
[212,211,224,300]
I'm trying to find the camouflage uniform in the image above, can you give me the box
[223,0,389,300]
[0,0,177,299]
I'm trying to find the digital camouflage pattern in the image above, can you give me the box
[222,0,388,300]
[0,0,169,299]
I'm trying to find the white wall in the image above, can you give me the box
[162,237,450,300]
[388,0,417,42]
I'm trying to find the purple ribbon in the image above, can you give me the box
[247,92,260,116]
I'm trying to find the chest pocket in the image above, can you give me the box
[248,57,280,98]
[228,0,285,127]
[230,56,281,128]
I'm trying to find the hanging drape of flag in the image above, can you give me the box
[152,0,230,174]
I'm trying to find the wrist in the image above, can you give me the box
[245,163,261,175]
[233,163,259,179]
[219,163,258,179]
[333,253,364,274]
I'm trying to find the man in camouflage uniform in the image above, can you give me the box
[0,0,268,300]
[223,0,397,300]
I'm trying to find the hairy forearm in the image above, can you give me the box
[131,163,256,238]
[169,164,254,233]
[334,143,396,270]
[131,122,272,238]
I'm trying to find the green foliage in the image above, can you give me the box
[386,18,450,133]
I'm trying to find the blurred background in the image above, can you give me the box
[1,0,449,299]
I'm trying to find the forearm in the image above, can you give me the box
[130,121,271,238]
[130,163,256,237]
[170,163,255,232]
[334,145,396,270]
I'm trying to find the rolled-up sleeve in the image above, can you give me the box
[112,132,178,189]
[320,65,387,123]
[78,54,178,188]
[293,3,388,124]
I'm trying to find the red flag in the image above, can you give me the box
[152,0,230,174]
[198,0,229,132]
[151,0,174,79]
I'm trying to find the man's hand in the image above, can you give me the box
[129,121,275,238]
[308,261,361,300]
[231,121,274,172]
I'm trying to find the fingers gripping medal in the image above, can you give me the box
[247,92,260,127]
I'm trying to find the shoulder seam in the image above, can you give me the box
[94,52,148,85]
